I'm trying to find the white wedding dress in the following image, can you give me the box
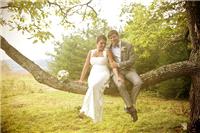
[80,49,110,123]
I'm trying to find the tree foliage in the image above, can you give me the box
[49,36,94,79]
[123,1,190,98]
[0,0,97,43]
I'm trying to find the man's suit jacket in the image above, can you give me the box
[107,41,135,73]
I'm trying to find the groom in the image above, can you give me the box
[107,30,143,122]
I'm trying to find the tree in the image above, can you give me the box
[49,35,94,79]
[123,2,190,98]
[0,0,200,132]
[0,0,97,43]
[185,1,200,132]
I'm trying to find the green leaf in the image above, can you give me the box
[33,40,38,44]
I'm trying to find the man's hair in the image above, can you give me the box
[96,35,107,43]
[107,30,119,38]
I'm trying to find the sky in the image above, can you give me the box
[0,0,153,61]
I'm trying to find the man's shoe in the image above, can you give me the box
[127,106,138,122]
[124,107,129,113]
[130,110,138,122]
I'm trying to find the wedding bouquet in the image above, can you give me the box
[57,70,69,82]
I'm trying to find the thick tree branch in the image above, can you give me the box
[0,36,87,95]
[141,61,199,87]
[1,36,200,96]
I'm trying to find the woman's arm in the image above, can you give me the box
[79,50,91,81]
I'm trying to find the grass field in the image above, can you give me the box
[1,74,189,133]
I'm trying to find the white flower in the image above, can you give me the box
[57,70,69,82]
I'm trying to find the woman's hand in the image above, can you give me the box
[76,80,85,84]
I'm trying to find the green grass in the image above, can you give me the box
[1,74,189,133]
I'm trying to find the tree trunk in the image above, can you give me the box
[185,1,200,132]
[1,35,200,96]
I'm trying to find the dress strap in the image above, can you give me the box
[103,50,107,57]
[91,49,106,57]
[90,49,96,57]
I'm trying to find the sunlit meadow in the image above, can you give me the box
[1,74,189,133]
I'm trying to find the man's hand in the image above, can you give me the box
[117,75,124,82]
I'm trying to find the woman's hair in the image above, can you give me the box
[107,30,119,38]
[96,35,107,43]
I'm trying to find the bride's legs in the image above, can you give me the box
[79,88,93,118]
[80,72,109,122]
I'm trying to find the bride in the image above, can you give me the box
[78,35,121,123]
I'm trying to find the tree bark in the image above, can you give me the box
[185,1,200,132]
[1,35,200,96]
